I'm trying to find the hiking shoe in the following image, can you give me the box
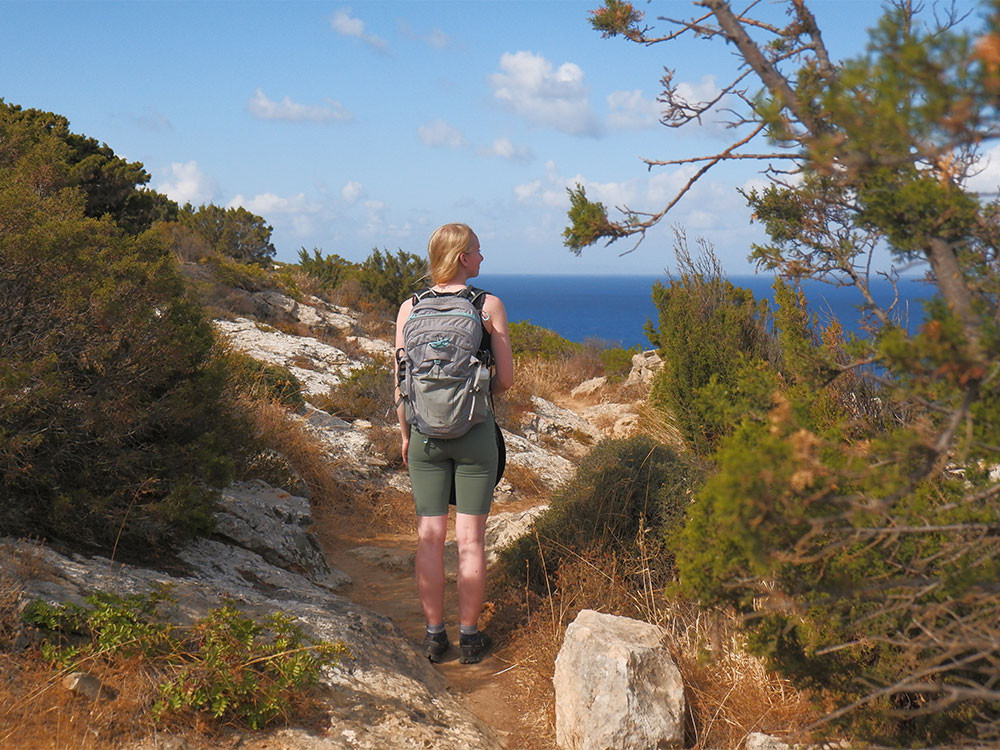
[459,631,492,664]
[423,630,450,663]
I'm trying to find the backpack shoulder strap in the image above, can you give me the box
[411,288,435,305]
[464,286,489,310]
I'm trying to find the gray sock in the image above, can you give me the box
[426,623,446,635]
[459,624,478,636]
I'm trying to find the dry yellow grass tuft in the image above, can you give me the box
[487,537,818,750]
[235,394,348,507]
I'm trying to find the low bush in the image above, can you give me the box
[22,589,347,731]
[222,348,305,409]
[498,435,699,594]
[599,344,641,381]
[312,362,394,425]
[509,320,583,360]
[295,247,428,311]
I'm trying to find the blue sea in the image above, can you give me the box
[481,274,933,349]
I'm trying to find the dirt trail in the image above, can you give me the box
[323,506,556,750]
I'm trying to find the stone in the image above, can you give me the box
[522,396,602,448]
[570,377,607,399]
[554,609,684,750]
[745,733,792,750]
[62,671,103,700]
[212,481,342,587]
[501,430,576,489]
[213,317,360,395]
[625,349,663,387]
[612,412,641,439]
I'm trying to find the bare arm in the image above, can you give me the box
[394,298,414,465]
[482,294,514,394]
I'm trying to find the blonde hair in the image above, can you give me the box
[428,223,475,284]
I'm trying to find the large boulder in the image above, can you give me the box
[554,609,684,750]
[212,481,346,588]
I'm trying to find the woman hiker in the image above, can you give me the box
[393,222,514,664]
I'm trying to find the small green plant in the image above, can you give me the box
[223,348,305,409]
[314,362,393,424]
[509,321,583,360]
[22,589,347,730]
[599,344,641,381]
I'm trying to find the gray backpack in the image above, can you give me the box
[397,287,493,439]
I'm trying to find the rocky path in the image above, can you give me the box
[322,499,557,750]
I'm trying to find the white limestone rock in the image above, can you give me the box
[554,609,684,750]
[523,395,602,447]
[501,430,575,489]
[213,481,339,587]
[625,349,663,387]
[745,732,793,750]
[213,317,362,395]
[570,376,607,399]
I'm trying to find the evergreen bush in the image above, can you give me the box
[498,436,698,594]
[0,122,246,555]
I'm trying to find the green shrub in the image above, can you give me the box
[509,320,583,360]
[0,136,243,554]
[23,590,347,730]
[646,241,773,455]
[222,349,305,409]
[498,436,699,593]
[599,344,641,381]
[356,248,427,307]
[297,247,357,291]
[178,203,276,267]
[313,362,394,424]
[295,246,427,311]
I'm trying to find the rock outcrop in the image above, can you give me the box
[553,609,685,750]
[8,480,502,749]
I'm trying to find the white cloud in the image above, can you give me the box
[478,137,534,163]
[398,19,452,49]
[675,75,722,105]
[227,191,319,216]
[246,88,353,123]
[425,28,451,50]
[330,7,389,53]
[155,161,216,205]
[418,118,468,149]
[514,180,541,202]
[489,51,600,137]
[606,90,661,131]
[226,192,324,237]
[968,144,1000,195]
[341,180,365,204]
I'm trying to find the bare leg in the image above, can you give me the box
[455,512,489,629]
[415,515,448,625]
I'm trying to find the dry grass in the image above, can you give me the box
[367,425,405,470]
[314,484,414,539]
[503,463,547,499]
[235,395,349,507]
[515,353,602,403]
[488,536,819,750]
[633,400,687,450]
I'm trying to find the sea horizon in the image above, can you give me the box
[479,272,932,349]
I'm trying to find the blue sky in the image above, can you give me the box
[2,1,990,276]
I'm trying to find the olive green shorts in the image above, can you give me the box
[408,416,498,517]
